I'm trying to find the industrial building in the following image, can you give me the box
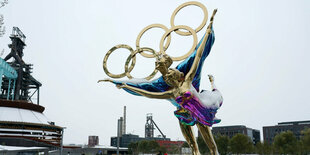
[156,140,184,152]
[263,120,310,144]
[111,133,170,148]
[211,125,261,145]
[110,108,186,152]
[49,145,128,155]
[0,27,64,154]
[88,136,99,147]
[111,109,169,147]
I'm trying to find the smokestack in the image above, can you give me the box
[123,106,126,135]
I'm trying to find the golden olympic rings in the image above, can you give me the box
[170,1,208,36]
[160,25,197,61]
[136,24,171,58]
[103,44,135,78]
[125,47,160,80]
[103,1,209,80]
[103,45,160,80]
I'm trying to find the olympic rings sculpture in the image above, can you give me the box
[103,1,208,80]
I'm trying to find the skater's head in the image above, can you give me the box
[156,54,173,72]
[164,68,184,87]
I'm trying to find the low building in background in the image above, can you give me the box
[156,140,184,152]
[111,134,170,148]
[111,112,172,148]
[50,145,128,155]
[111,134,140,148]
[263,120,310,144]
[0,145,49,154]
[211,125,261,145]
[88,136,99,147]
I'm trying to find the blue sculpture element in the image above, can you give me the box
[0,58,17,100]
[110,27,215,108]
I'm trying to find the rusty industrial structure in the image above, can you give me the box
[0,27,64,152]
[1,27,41,102]
[145,113,166,139]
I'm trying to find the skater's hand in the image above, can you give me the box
[98,78,113,83]
[117,83,128,89]
[208,74,214,83]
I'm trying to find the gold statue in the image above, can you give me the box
[99,2,222,155]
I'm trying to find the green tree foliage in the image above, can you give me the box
[301,128,310,154]
[214,134,229,155]
[129,140,167,154]
[273,130,298,154]
[182,142,189,147]
[147,140,160,153]
[158,146,167,154]
[229,133,254,154]
[138,140,149,153]
[197,136,210,154]
[255,142,272,155]
[168,144,181,154]
[128,142,139,155]
[129,129,310,155]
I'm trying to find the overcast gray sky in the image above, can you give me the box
[0,0,309,145]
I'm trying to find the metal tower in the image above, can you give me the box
[145,113,155,138]
[1,27,42,103]
[145,113,166,138]
[123,106,126,135]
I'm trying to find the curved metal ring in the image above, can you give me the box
[103,44,135,78]
[160,25,197,61]
[125,47,159,80]
[170,1,208,36]
[136,24,171,58]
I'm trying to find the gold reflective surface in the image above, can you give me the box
[136,24,171,58]
[102,1,210,80]
[197,123,219,155]
[170,1,208,36]
[159,25,197,61]
[100,2,220,154]
[103,44,135,78]
[179,122,201,155]
[111,9,219,155]
[125,47,159,80]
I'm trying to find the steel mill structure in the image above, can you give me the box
[0,27,64,152]
[145,113,166,139]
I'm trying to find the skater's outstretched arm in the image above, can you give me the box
[185,9,217,84]
[118,83,174,99]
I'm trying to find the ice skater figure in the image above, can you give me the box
[99,9,222,155]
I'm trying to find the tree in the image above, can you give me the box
[229,133,254,154]
[158,146,167,154]
[147,140,160,153]
[0,0,8,37]
[197,136,210,154]
[255,142,272,155]
[130,140,163,154]
[214,134,229,155]
[273,130,298,154]
[168,144,181,154]
[0,15,5,37]
[128,142,139,155]
[182,142,189,147]
[0,0,8,8]
[137,140,149,153]
[301,128,310,154]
